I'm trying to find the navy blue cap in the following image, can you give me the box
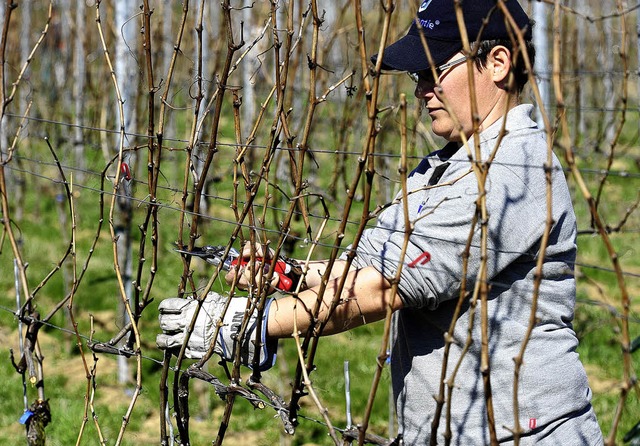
[373,0,532,72]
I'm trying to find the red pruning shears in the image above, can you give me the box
[174,244,301,292]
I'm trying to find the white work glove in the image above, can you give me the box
[156,292,276,371]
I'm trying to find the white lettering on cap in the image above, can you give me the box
[419,18,440,29]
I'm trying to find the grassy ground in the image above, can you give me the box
[0,134,392,445]
[0,118,638,445]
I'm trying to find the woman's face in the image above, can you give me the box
[414,50,508,142]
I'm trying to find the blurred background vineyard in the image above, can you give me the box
[0,1,638,445]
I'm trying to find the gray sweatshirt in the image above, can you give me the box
[350,105,603,444]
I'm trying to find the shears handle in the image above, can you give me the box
[231,257,295,291]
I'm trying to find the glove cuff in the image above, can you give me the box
[217,296,278,371]
[257,297,277,371]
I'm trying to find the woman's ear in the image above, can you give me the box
[487,45,512,86]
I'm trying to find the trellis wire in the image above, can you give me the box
[0,1,638,445]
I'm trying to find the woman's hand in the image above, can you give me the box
[224,241,281,293]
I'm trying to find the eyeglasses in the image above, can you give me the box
[407,54,470,84]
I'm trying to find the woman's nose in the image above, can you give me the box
[414,78,436,99]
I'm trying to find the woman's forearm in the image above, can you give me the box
[296,259,349,289]
[267,266,401,338]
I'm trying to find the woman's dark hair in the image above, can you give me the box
[473,37,536,94]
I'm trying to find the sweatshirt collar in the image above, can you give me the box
[447,104,537,162]
[478,104,537,142]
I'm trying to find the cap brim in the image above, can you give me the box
[372,34,461,73]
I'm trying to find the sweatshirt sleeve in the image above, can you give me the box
[351,146,552,309]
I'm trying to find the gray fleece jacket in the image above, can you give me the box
[350,105,603,445]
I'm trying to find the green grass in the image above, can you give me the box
[1,103,639,445]
[570,148,640,444]
[0,128,389,445]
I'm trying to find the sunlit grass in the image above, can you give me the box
[1,103,638,445]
